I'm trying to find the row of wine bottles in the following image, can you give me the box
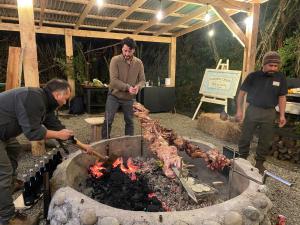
[23,148,63,206]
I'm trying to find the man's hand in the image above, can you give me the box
[57,129,74,140]
[235,110,243,122]
[129,86,138,95]
[80,143,94,154]
[279,115,286,128]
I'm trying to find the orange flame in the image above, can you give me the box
[112,157,139,181]
[148,193,156,198]
[89,161,106,178]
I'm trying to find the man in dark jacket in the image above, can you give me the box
[235,51,287,173]
[0,79,92,225]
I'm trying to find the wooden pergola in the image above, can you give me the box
[0,0,268,95]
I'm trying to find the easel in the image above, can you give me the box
[192,59,230,120]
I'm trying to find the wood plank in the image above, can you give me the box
[65,31,76,98]
[17,0,39,87]
[211,5,247,47]
[172,0,251,12]
[75,0,96,29]
[106,0,146,32]
[134,2,186,34]
[168,37,176,87]
[5,47,22,90]
[174,10,237,37]
[243,3,260,79]
[0,22,173,43]
[39,0,47,27]
[155,7,207,36]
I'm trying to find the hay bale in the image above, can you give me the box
[197,113,241,143]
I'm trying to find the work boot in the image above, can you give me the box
[8,212,38,225]
[13,179,24,193]
[255,160,266,174]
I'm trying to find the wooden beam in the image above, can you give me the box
[174,10,237,37]
[168,37,176,87]
[134,2,186,34]
[172,0,251,12]
[243,3,260,79]
[0,22,172,43]
[65,31,76,98]
[211,5,247,47]
[17,0,39,87]
[106,0,146,32]
[155,7,207,36]
[75,0,96,29]
[39,0,47,27]
[6,47,22,90]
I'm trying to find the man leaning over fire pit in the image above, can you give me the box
[0,79,93,225]
[102,37,145,139]
[235,51,287,174]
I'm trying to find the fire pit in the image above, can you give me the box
[48,136,272,225]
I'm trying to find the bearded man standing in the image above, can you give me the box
[235,51,287,173]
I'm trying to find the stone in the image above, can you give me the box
[224,211,243,225]
[253,198,268,209]
[202,221,221,225]
[98,217,120,225]
[50,219,60,225]
[80,208,97,225]
[243,206,260,221]
[173,220,189,225]
[53,207,68,224]
[66,217,81,225]
[132,222,150,225]
[54,191,66,206]
[61,202,72,219]
[258,185,268,193]
[260,216,272,225]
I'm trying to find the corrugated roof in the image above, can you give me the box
[0,0,264,37]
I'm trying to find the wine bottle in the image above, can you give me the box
[22,173,34,206]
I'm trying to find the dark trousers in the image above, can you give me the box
[238,105,276,161]
[0,138,22,223]
[101,94,134,139]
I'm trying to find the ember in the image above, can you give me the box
[86,157,164,212]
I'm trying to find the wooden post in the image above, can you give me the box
[5,47,22,90]
[65,30,75,98]
[17,0,39,87]
[242,3,260,81]
[17,0,45,156]
[168,37,176,87]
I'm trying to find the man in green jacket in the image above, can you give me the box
[102,37,145,139]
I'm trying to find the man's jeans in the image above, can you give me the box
[238,105,276,161]
[0,138,22,223]
[101,94,134,139]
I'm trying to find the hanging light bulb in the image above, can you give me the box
[96,0,104,7]
[244,16,253,26]
[204,13,210,22]
[204,4,210,22]
[156,9,163,21]
[208,29,214,37]
[156,0,163,21]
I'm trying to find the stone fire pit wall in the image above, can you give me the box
[49,135,272,225]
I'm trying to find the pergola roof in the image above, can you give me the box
[0,0,266,38]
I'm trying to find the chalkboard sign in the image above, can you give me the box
[199,69,241,99]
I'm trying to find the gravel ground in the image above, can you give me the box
[14,112,300,225]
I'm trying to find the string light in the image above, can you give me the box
[208,29,214,37]
[96,0,104,8]
[156,0,164,21]
[204,4,210,22]
[244,16,253,26]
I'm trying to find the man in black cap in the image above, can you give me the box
[235,51,287,173]
[0,79,93,225]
